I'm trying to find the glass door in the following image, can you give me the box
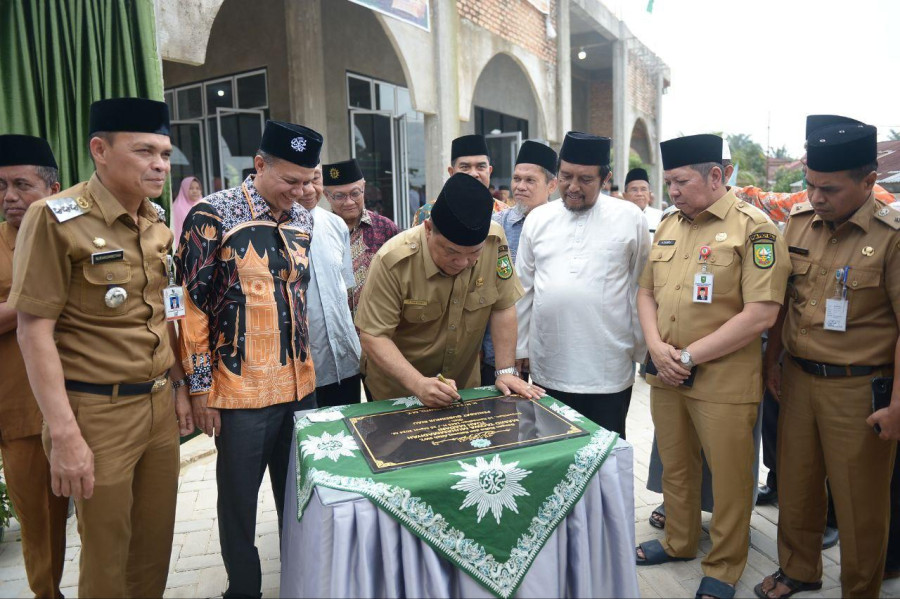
[169,119,207,195]
[213,108,266,191]
[485,132,523,191]
[350,109,397,224]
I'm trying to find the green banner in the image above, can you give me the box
[294,387,619,599]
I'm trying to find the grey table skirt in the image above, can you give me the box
[280,437,640,598]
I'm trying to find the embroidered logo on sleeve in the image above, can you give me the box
[497,255,513,279]
[749,232,776,269]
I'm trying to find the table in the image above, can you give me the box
[280,414,639,598]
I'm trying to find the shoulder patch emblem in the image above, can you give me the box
[497,254,513,279]
[749,232,776,269]
[46,197,87,222]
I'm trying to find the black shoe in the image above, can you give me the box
[756,484,778,506]
[822,526,839,550]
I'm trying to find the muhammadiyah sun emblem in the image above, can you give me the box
[329,167,340,179]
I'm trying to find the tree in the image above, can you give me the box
[772,166,804,193]
[771,145,790,159]
[890,129,900,141]
[726,133,766,183]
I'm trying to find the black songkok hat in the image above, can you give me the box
[0,134,58,169]
[625,167,649,186]
[660,134,723,170]
[430,173,494,246]
[323,159,364,186]
[806,122,877,173]
[805,114,863,138]
[89,97,170,136]
[451,134,489,161]
[259,120,323,168]
[558,131,611,167]
[515,140,558,175]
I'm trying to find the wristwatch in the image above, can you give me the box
[171,378,188,390]
[495,367,519,378]
[679,349,695,369]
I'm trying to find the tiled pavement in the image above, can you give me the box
[1,376,899,598]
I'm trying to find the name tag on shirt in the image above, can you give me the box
[91,250,124,264]
[823,298,847,332]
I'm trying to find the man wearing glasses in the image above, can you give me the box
[324,159,399,318]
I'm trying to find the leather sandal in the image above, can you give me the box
[754,569,822,599]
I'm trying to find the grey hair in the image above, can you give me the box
[34,166,59,187]
[689,162,725,182]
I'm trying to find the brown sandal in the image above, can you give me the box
[753,569,822,599]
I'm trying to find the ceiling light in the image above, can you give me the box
[577,48,587,60]
[217,90,225,97]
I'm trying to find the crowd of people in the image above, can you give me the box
[0,97,898,599]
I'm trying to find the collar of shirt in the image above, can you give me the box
[420,227,445,279]
[505,204,528,225]
[87,173,161,227]
[677,188,735,224]
[810,192,877,233]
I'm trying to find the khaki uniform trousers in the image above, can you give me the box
[777,358,896,598]
[43,384,179,598]
[651,386,758,584]
[0,434,69,598]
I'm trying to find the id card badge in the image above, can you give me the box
[823,298,848,331]
[163,286,186,321]
[693,272,714,303]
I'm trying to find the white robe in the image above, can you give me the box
[515,195,650,394]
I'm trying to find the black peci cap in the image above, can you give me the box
[660,134,723,170]
[806,122,877,173]
[89,97,170,136]
[805,114,863,138]
[0,134,58,169]
[259,120,323,168]
[322,159,364,186]
[625,167,649,186]
[430,173,494,246]
[451,134,490,161]
[515,140,558,175]
[558,131,611,167]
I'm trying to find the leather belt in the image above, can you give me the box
[65,376,169,397]
[790,355,890,378]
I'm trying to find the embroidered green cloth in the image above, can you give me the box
[294,387,619,599]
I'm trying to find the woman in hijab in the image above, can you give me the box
[172,176,203,249]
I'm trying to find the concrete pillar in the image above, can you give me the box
[653,71,665,207]
[284,0,329,159]
[555,0,572,144]
[611,38,629,190]
[424,0,460,200]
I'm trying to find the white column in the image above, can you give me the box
[423,0,460,201]
[612,38,629,190]
[284,0,329,159]
[653,71,665,207]
[555,0,572,144]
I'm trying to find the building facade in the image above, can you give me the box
[156,0,670,227]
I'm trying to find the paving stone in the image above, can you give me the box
[175,552,223,572]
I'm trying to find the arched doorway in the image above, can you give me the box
[469,53,544,189]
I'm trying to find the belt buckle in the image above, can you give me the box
[151,377,167,392]
[817,363,828,377]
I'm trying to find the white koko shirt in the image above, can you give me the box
[515,195,650,394]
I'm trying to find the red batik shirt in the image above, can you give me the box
[348,209,398,316]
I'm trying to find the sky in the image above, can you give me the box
[606,0,900,158]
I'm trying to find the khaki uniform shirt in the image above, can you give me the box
[0,222,42,440]
[638,189,791,403]
[8,174,174,384]
[355,222,523,400]
[782,195,900,365]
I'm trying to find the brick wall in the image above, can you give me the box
[627,53,657,116]
[457,0,557,64]
[588,78,612,137]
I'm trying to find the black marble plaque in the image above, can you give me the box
[346,395,589,473]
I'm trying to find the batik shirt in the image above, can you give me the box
[176,175,315,409]
[732,183,894,223]
[349,209,398,317]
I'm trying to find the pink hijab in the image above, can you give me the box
[172,176,202,249]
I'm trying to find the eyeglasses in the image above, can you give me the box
[330,189,364,203]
